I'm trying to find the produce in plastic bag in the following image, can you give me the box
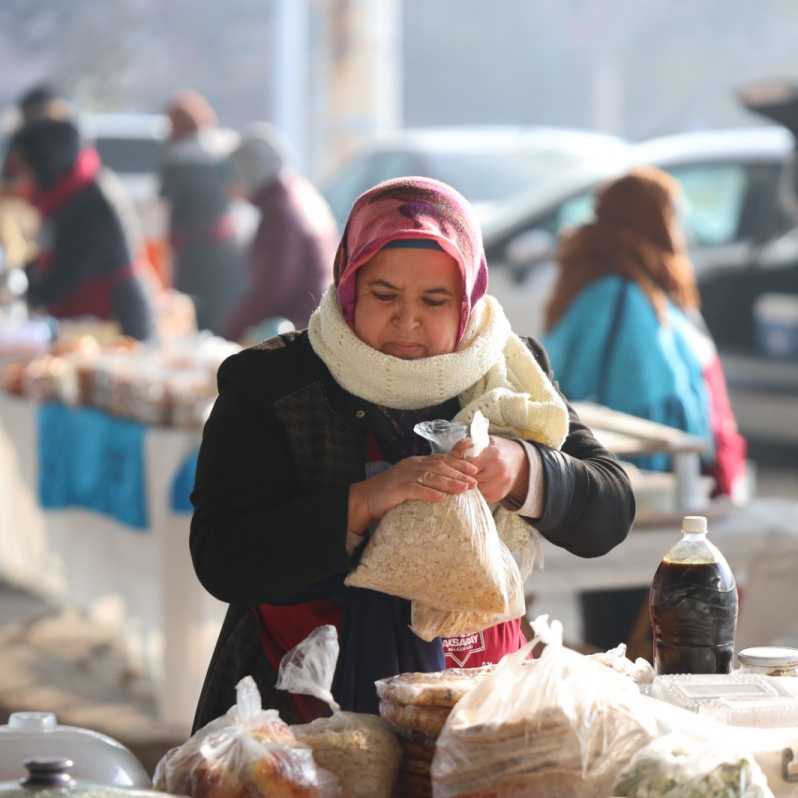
[277,625,402,798]
[346,412,526,635]
[431,615,658,798]
[613,733,774,798]
[153,676,341,798]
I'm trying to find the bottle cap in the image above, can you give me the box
[682,515,707,534]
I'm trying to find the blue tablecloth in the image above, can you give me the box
[37,403,149,530]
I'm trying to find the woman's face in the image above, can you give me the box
[353,247,463,359]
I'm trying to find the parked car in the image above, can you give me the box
[485,126,795,339]
[321,125,629,227]
[482,126,798,458]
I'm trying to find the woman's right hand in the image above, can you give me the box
[347,454,478,537]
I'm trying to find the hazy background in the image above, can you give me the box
[2,0,797,177]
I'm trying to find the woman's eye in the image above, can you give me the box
[423,298,447,307]
[373,293,395,302]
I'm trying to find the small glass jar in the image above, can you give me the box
[737,646,798,677]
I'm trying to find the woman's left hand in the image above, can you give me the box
[451,436,529,504]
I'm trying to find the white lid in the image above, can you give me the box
[682,515,707,534]
[738,646,798,667]
[0,713,149,788]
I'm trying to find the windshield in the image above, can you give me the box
[424,149,594,204]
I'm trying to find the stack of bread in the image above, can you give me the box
[376,668,492,798]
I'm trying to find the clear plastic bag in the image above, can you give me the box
[346,412,526,638]
[431,615,658,798]
[277,626,402,798]
[589,642,656,686]
[613,733,774,798]
[153,676,341,798]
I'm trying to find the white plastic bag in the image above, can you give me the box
[431,615,658,798]
[613,733,774,798]
[346,412,527,638]
[153,676,341,798]
[277,625,402,798]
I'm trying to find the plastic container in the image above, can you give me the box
[649,515,739,675]
[0,713,150,788]
[650,672,783,712]
[738,646,798,677]
[0,758,173,798]
[754,292,798,358]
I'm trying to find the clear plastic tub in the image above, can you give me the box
[698,695,798,728]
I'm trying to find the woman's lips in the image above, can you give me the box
[382,342,427,359]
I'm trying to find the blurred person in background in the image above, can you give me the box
[0,82,68,272]
[542,166,746,653]
[17,82,73,124]
[224,123,337,340]
[160,90,243,335]
[3,118,155,340]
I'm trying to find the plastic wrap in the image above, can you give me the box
[613,733,774,798]
[375,667,493,708]
[277,626,402,798]
[589,643,656,686]
[153,676,341,798]
[431,615,658,798]
[346,413,525,637]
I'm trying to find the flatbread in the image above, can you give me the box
[379,700,451,737]
[375,667,493,708]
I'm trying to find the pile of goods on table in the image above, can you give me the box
[1,321,239,428]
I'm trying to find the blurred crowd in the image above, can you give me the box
[0,83,338,344]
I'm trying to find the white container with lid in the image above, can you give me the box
[738,646,798,677]
[0,713,150,788]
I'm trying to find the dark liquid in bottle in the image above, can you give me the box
[649,559,738,675]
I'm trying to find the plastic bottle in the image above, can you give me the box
[649,515,738,674]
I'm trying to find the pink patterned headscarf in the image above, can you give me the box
[334,176,489,344]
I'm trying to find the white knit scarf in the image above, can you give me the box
[308,287,569,450]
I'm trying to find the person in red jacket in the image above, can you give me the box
[224,124,338,340]
[4,118,155,340]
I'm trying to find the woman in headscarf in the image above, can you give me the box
[223,123,338,339]
[189,176,634,731]
[543,166,746,651]
[4,118,155,340]
[160,90,243,334]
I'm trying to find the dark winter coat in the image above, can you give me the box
[189,331,635,731]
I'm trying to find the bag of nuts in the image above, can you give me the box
[346,412,525,633]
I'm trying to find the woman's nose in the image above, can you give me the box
[392,301,421,329]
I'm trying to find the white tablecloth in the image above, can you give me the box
[0,394,226,731]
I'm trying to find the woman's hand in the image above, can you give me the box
[452,436,529,504]
[348,454,478,536]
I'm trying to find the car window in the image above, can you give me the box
[667,164,747,247]
[92,136,164,175]
[530,163,750,248]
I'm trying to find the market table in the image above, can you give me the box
[0,392,225,731]
[532,498,798,650]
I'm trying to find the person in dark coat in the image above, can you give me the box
[4,118,155,340]
[189,177,635,732]
[160,91,243,335]
[224,124,338,339]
